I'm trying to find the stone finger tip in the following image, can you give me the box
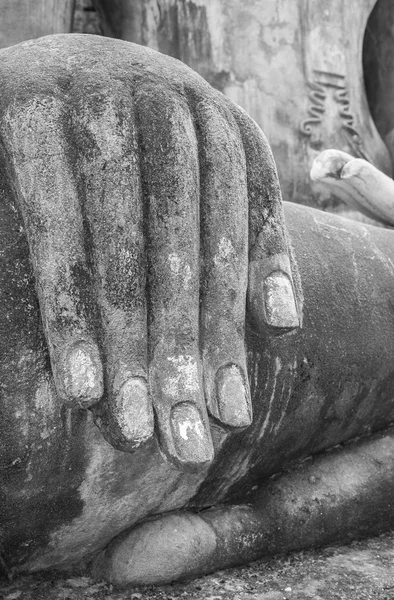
[62,342,104,408]
[169,402,214,467]
[114,377,155,448]
[263,271,299,329]
[215,364,252,428]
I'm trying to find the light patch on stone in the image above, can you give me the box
[170,403,213,464]
[183,264,192,288]
[165,355,199,398]
[65,345,102,404]
[178,417,204,440]
[86,101,126,160]
[263,271,299,328]
[216,364,251,428]
[69,348,96,390]
[168,253,192,289]
[259,356,282,441]
[169,253,182,275]
[214,237,236,267]
[116,378,154,446]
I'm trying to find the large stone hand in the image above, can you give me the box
[0,34,301,468]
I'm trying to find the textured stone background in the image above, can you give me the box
[72,0,102,35]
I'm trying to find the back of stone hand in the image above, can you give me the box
[2,0,394,588]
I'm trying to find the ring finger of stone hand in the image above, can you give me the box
[196,99,252,429]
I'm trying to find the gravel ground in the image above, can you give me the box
[2,530,394,600]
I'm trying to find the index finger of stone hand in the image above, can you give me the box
[230,105,302,334]
[136,87,214,468]
[71,81,153,452]
[195,99,251,429]
[1,97,103,408]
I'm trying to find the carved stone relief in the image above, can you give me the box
[301,70,370,162]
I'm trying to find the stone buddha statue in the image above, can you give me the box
[2,34,394,586]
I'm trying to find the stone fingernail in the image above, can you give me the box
[115,378,154,447]
[216,364,252,428]
[263,271,299,328]
[170,402,213,465]
[64,343,103,408]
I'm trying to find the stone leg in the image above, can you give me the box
[91,197,394,584]
[94,428,394,585]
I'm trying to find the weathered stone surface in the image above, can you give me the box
[0,34,299,575]
[2,34,394,585]
[1,33,295,466]
[95,429,394,585]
